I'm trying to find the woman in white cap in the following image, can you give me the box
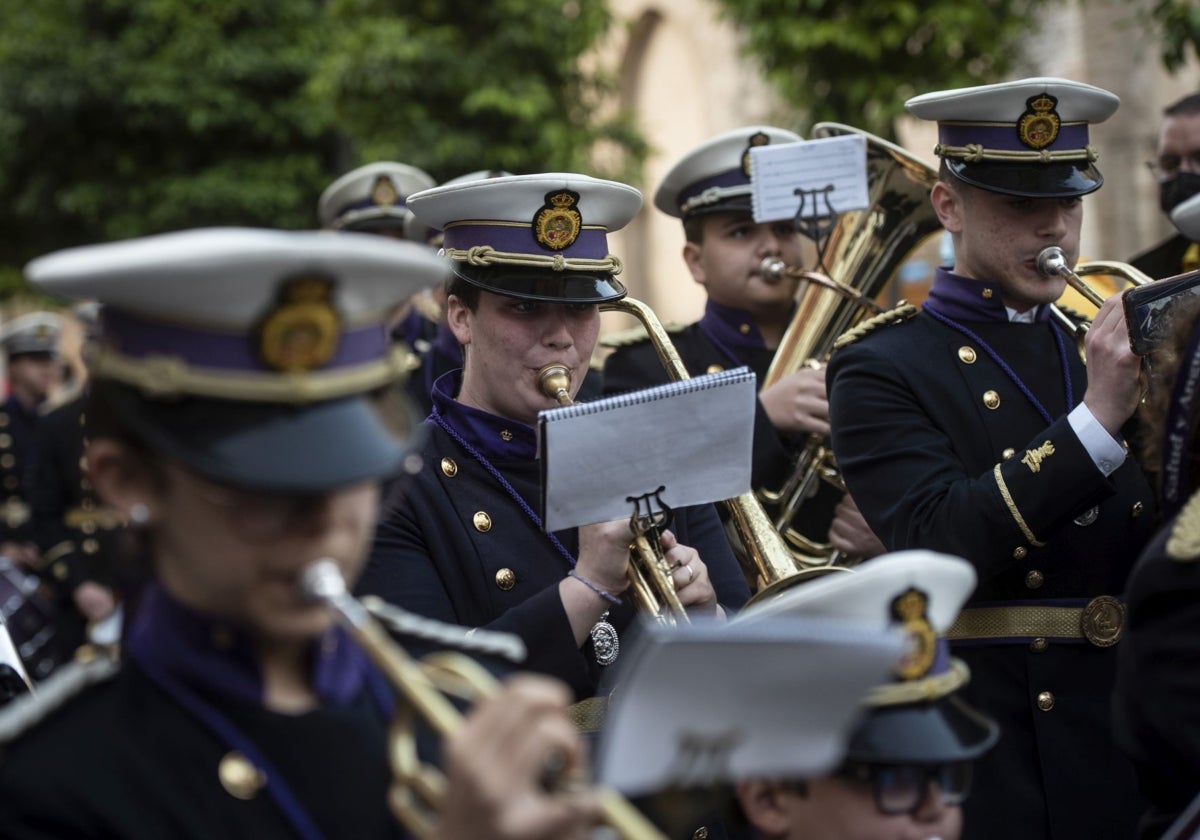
[361,173,750,703]
[0,228,602,840]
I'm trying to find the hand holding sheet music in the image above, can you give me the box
[538,368,756,532]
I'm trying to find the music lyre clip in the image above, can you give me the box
[792,184,839,275]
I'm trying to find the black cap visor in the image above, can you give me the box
[845,694,1000,765]
[948,159,1103,198]
[455,264,626,304]
[99,382,423,494]
[682,193,755,220]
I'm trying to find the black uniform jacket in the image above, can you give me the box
[0,583,405,840]
[1114,496,1200,840]
[360,371,751,701]
[603,301,800,494]
[828,269,1156,840]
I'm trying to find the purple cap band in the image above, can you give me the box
[938,121,1090,153]
[102,308,387,372]
[676,168,752,211]
[443,222,610,258]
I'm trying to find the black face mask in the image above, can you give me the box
[1160,171,1200,214]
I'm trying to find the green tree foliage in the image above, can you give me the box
[1139,0,1200,72]
[709,0,1056,139]
[310,0,645,182]
[0,0,644,300]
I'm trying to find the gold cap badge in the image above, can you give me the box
[256,275,341,373]
[533,190,582,251]
[891,588,937,681]
[1017,93,1061,150]
[370,175,399,207]
[741,131,770,177]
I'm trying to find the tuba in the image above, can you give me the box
[301,558,667,840]
[754,123,943,568]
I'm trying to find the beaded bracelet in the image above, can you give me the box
[567,570,623,607]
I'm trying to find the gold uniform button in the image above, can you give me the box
[1002,448,1017,460]
[0,414,8,428]
[982,390,1001,410]
[81,521,96,535]
[982,288,994,299]
[1025,569,1044,589]
[79,456,89,471]
[496,568,516,591]
[1030,637,1048,654]
[957,346,977,364]
[52,562,68,581]
[440,458,458,478]
[81,498,95,511]
[706,364,724,374]
[693,828,710,840]
[1131,501,1144,518]
[0,434,11,448]
[738,323,751,335]
[1013,546,1028,560]
[500,429,513,442]
[1,454,14,469]
[473,512,492,533]
[1036,691,1055,712]
[219,751,266,800]
[83,538,99,554]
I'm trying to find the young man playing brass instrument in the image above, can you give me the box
[828,78,1156,839]
[602,126,886,567]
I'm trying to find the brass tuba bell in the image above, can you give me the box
[754,123,944,572]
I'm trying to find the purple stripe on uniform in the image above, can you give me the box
[938,122,1090,152]
[102,308,387,372]
[443,223,610,258]
[676,169,752,210]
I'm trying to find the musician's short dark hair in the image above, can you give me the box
[1165,93,1200,118]
[446,273,481,311]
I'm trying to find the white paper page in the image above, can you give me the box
[539,368,755,532]
[750,134,869,224]
[597,616,903,794]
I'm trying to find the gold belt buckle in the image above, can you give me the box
[1080,595,1124,647]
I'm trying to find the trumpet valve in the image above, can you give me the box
[537,363,574,406]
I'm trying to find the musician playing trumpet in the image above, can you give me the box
[0,228,611,840]
[602,126,886,564]
[358,173,749,703]
[828,78,1155,840]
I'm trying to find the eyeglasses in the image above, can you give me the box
[1145,151,1200,180]
[837,761,973,816]
[191,478,331,545]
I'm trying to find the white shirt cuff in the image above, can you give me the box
[1067,403,1126,476]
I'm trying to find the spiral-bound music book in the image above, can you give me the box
[538,367,756,532]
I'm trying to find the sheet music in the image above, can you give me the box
[597,616,903,795]
[750,133,869,224]
[538,368,755,532]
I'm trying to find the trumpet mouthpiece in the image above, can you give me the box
[1036,246,1068,279]
[537,363,573,406]
[300,558,346,604]
[759,257,787,284]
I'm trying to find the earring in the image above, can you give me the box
[128,502,150,526]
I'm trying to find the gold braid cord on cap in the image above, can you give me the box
[934,142,1099,165]
[443,245,622,275]
[864,658,970,707]
[86,343,415,404]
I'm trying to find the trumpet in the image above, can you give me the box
[1037,246,1154,342]
[300,558,667,840]
[537,362,689,624]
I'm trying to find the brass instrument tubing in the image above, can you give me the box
[300,559,667,840]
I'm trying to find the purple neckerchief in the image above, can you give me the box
[430,369,538,461]
[125,582,372,707]
[923,267,1051,323]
